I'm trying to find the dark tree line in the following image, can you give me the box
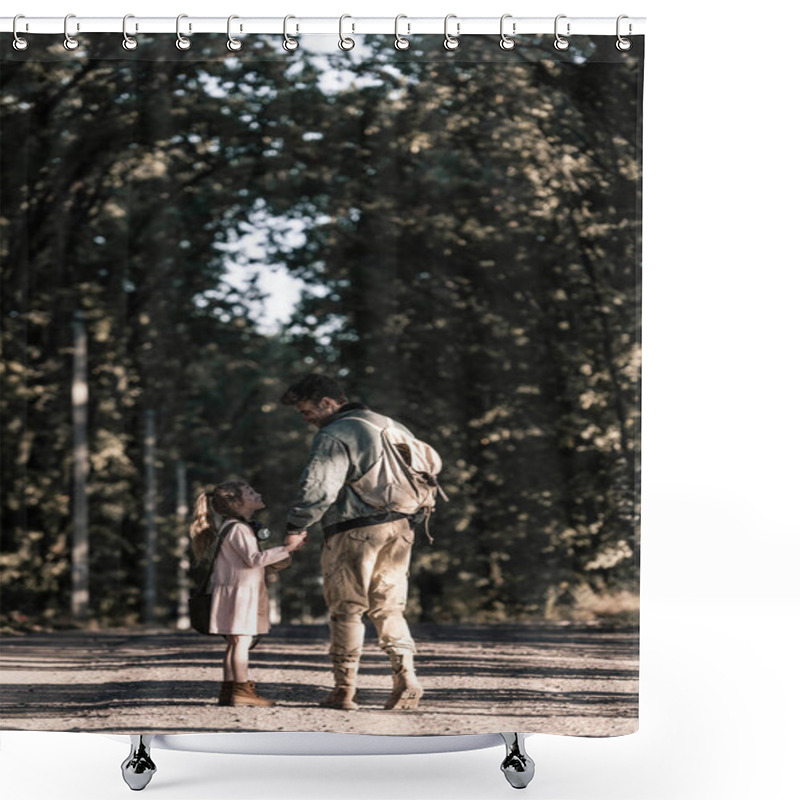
[1,35,641,630]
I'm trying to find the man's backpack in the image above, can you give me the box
[346,417,448,542]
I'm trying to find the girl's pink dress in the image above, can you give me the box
[208,521,291,635]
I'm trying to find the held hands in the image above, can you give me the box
[284,530,308,553]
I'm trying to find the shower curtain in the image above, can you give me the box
[0,27,643,738]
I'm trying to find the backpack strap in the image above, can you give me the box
[197,519,237,595]
[421,507,435,546]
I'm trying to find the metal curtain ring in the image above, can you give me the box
[12,14,29,51]
[122,14,138,50]
[554,14,570,51]
[283,15,299,51]
[443,13,460,50]
[176,14,191,50]
[338,14,355,50]
[227,15,242,51]
[394,15,410,50]
[499,13,516,50]
[64,13,79,51]
[616,14,632,51]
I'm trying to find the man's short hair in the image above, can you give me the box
[280,374,348,406]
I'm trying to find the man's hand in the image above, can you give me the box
[284,531,308,553]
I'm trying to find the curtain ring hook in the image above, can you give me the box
[176,14,191,50]
[394,15,410,51]
[227,15,242,51]
[12,14,29,51]
[338,14,355,50]
[63,13,79,51]
[283,15,299,51]
[554,14,570,51]
[443,13,460,50]
[616,15,632,51]
[499,13,516,50]
[122,14,138,51]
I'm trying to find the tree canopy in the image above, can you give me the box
[1,34,641,630]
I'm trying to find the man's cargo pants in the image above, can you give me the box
[321,517,417,665]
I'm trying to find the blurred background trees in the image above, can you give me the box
[1,35,641,630]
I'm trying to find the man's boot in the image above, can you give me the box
[231,681,276,707]
[319,660,360,710]
[384,651,423,711]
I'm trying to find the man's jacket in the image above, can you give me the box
[286,403,415,539]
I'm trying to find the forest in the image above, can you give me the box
[0,33,642,631]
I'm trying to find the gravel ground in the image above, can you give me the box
[0,622,638,737]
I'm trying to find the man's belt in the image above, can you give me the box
[322,511,412,540]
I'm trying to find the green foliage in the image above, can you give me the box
[1,35,640,629]
[270,39,642,621]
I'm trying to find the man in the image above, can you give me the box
[280,374,423,711]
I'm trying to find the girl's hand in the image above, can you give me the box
[284,531,308,553]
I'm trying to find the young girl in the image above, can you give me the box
[190,480,307,707]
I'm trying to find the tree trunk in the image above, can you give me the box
[71,311,90,621]
[175,460,190,630]
[143,410,157,625]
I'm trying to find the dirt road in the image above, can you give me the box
[0,623,638,737]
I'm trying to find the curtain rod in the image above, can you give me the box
[1,16,646,37]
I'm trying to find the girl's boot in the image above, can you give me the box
[231,681,276,707]
[218,681,234,706]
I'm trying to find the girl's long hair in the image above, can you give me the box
[189,480,248,562]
